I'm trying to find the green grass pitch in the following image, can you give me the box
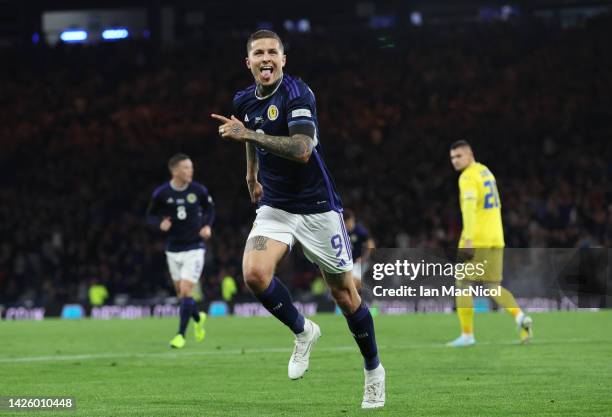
[1,310,611,416]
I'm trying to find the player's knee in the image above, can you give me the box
[179,281,194,297]
[243,265,272,292]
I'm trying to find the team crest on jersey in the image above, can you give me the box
[267,105,279,121]
[187,193,197,204]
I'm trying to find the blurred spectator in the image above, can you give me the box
[311,276,327,296]
[88,279,109,306]
[221,273,237,304]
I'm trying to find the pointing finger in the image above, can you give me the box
[211,113,231,123]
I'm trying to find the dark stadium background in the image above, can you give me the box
[1,0,611,318]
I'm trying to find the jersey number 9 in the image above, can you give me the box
[331,234,343,258]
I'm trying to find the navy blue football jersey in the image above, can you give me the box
[349,223,370,261]
[146,181,215,252]
[233,74,342,214]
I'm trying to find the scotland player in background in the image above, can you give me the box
[343,209,376,290]
[212,30,385,408]
[146,154,215,349]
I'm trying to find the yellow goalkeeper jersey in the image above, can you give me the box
[458,162,505,248]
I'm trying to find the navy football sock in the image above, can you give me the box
[191,302,201,322]
[255,277,305,334]
[178,297,196,336]
[345,303,380,370]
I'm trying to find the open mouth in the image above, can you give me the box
[260,65,274,81]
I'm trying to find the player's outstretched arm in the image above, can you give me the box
[212,114,314,164]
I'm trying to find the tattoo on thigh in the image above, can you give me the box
[245,236,269,252]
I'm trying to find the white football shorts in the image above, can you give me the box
[247,206,353,274]
[165,248,205,283]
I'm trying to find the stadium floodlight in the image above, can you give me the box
[297,19,311,33]
[60,30,88,42]
[102,28,129,40]
[410,11,423,26]
[284,19,295,32]
[501,5,517,21]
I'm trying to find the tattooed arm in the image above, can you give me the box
[243,130,313,164]
[212,114,314,164]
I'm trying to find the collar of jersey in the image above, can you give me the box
[254,74,284,100]
[169,180,189,192]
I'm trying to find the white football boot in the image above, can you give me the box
[288,319,321,379]
[519,315,533,344]
[361,364,386,409]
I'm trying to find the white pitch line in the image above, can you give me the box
[0,338,604,364]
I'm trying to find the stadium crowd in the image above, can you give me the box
[1,15,611,305]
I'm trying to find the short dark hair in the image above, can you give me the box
[168,153,190,171]
[343,209,355,222]
[449,140,471,151]
[246,30,284,54]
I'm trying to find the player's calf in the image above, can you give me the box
[330,285,361,314]
[167,279,200,348]
[253,276,305,335]
[325,271,361,314]
[353,276,363,292]
[177,296,197,338]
